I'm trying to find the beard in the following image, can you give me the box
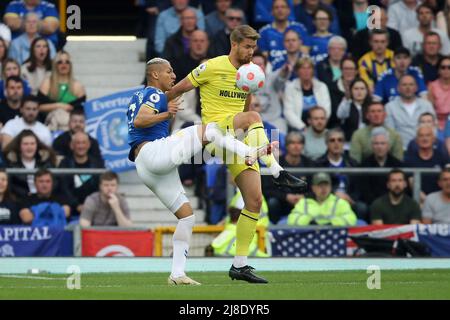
[237,48,251,65]
[390,189,404,198]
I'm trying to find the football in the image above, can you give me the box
[235,63,265,93]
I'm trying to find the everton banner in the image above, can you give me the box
[417,224,450,257]
[81,229,154,257]
[0,226,65,257]
[84,87,144,172]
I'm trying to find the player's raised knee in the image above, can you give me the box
[246,111,262,124]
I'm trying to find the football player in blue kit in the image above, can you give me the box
[127,58,273,285]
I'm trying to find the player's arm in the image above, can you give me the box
[243,94,251,112]
[166,77,195,102]
[134,99,180,128]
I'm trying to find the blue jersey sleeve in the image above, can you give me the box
[141,89,166,114]
[373,78,385,101]
[412,69,427,96]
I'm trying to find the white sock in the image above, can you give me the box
[269,161,283,178]
[233,255,248,268]
[171,215,195,278]
[205,123,250,158]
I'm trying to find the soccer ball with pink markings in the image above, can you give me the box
[235,63,265,93]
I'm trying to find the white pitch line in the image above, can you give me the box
[0,275,66,281]
[0,285,123,289]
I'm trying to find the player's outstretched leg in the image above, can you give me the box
[202,123,275,165]
[170,123,273,167]
[168,204,201,286]
[235,111,308,193]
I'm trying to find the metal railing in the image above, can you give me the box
[227,167,442,205]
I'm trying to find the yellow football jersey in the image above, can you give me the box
[187,55,249,124]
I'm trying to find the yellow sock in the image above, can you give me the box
[236,208,259,256]
[247,122,276,167]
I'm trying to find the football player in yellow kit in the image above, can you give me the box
[167,25,307,283]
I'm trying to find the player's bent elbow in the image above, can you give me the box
[133,118,150,129]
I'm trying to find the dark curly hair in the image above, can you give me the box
[3,129,57,166]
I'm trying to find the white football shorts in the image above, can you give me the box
[135,125,203,213]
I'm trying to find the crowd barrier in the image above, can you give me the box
[1,224,450,258]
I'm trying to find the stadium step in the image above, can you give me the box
[65,38,146,99]
[126,195,199,211]
[131,209,206,225]
[119,183,196,197]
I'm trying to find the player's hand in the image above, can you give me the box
[167,97,183,119]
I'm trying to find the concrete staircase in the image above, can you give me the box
[118,171,206,229]
[64,38,205,228]
[65,38,146,99]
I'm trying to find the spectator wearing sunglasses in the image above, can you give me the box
[316,128,366,221]
[38,51,86,131]
[427,56,450,132]
[208,7,244,57]
[205,0,235,38]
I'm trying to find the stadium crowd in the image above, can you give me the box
[0,0,449,232]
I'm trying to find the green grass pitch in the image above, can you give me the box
[1,269,449,300]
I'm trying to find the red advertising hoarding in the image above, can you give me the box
[82,229,154,257]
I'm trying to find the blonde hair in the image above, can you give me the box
[294,56,315,71]
[49,51,76,101]
[230,25,260,44]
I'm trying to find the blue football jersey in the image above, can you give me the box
[310,34,333,64]
[258,21,311,64]
[374,66,427,103]
[127,86,169,161]
[4,0,59,44]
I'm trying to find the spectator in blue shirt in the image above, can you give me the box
[272,29,306,78]
[3,0,60,49]
[154,0,205,55]
[294,0,341,36]
[310,7,336,64]
[253,0,295,26]
[258,0,310,65]
[8,12,56,65]
[374,47,427,104]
